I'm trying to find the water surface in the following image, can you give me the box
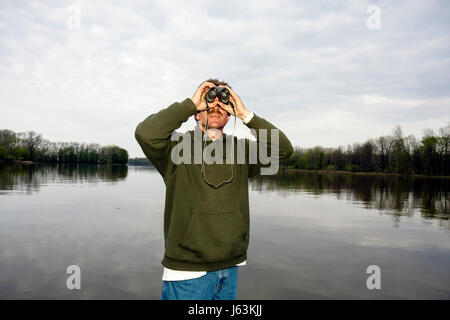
[0,164,448,299]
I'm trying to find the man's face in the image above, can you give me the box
[194,87,230,131]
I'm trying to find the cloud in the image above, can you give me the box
[0,0,449,157]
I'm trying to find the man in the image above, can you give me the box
[135,79,293,300]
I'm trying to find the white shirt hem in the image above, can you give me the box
[162,260,247,281]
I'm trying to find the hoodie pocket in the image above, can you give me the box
[179,210,248,263]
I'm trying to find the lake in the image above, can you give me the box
[0,164,448,299]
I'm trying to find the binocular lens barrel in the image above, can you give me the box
[206,87,218,102]
[206,86,230,104]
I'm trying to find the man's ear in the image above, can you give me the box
[194,112,199,121]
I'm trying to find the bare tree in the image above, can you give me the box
[19,131,43,161]
[0,129,20,150]
[393,124,403,139]
[423,128,435,138]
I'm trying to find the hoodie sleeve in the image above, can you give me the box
[244,113,293,178]
[134,98,197,178]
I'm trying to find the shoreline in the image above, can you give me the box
[281,167,450,178]
[4,161,449,178]
[6,160,126,166]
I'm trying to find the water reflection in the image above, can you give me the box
[251,169,449,223]
[0,164,128,195]
[1,164,448,221]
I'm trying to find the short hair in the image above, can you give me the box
[198,78,232,89]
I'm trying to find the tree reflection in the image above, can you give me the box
[250,170,449,222]
[0,164,128,195]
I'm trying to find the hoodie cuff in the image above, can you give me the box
[183,98,198,115]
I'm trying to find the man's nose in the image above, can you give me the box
[210,105,220,113]
[211,100,221,109]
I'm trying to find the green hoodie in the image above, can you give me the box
[135,98,293,271]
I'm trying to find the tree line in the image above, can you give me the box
[128,157,153,166]
[5,122,447,176]
[0,129,128,165]
[128,123,449,176]
[284,123,449,176]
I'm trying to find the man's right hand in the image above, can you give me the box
[191,81,216,112]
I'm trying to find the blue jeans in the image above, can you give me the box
[161,266,239,300]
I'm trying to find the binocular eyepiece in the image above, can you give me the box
[205,86,231,105]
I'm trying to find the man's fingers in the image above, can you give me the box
[225,85,239,103]
[225,85,237,97]
[228,91,238,107]
[195,81,215,97]
[230,95,237,107]
[217,102,234,115]
[201,81,216,91]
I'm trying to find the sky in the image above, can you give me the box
[1,0,449,158]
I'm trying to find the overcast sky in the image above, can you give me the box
[1,0,449,157]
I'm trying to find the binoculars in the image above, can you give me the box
[205,86,231,105]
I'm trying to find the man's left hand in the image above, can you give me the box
[217,86,251,121]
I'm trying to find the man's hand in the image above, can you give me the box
[217,86,251,121]
[191,81,216,112]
